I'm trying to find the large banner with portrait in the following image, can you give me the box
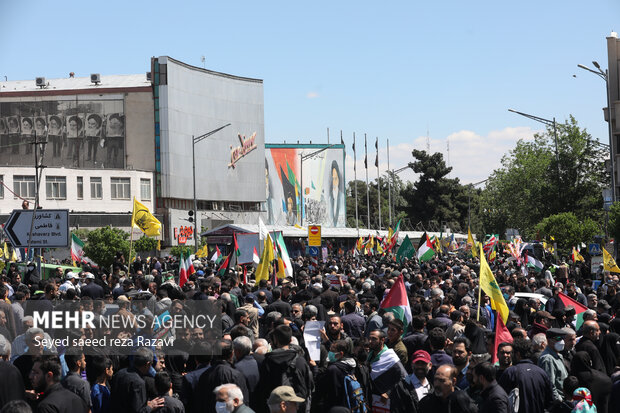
[0,99,125,168]
[265,145,346,227]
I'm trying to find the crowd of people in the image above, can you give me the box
[0,246,619,413]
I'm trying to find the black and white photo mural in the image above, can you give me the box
[0,99,125,168]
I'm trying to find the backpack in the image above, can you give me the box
[280,356,299,388]
[344,373,369,413]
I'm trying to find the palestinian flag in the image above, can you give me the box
[558,292,588,330]
[525,252,544,272]
[380,274,412,332]
[368,346,408,396]
[217,252,232,276]
[211,246,223,264]
[179,252,188,287]
[416,232,435,262]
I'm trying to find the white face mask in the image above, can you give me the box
[215,401,230,413]
[554,340,565,352]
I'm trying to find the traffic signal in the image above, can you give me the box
[188,210,194,223]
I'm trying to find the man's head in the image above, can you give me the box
[497,342,513,368]
[272,325,292,349]
[326,315,342,336]
[411,350,432,380]
[472,362,496,390]
[386,319,404,343]
[534,311,555,328]
[545,328,567,353]
[582,321,601,342]
[433,364,457,399]
[133,347,154,375]
[268,385,305,413]
[154,371,173,396]
[458,305,470,322]
[428,327,447,352]
[29,356,61,393]
[64,348,86,374]
[291,303,303,319]
[214,383,245,412]
[452,337,471,368]
[368,329,386,353]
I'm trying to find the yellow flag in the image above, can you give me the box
[603,247,620,273]
[479,244,509,323]
[132,198,161,237]
[255,235,275,282]
[3,243,9,260]
[468,229,478,258]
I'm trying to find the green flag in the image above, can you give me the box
[396,235,416,263]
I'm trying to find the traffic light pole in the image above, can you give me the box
[191,123,231,253]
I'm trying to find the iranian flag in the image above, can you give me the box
[525,252,544,272]
[211,246,223,264]
[252,247,260,265]
[416,232,435,262]
[179,252,188,287]
[185,254,195,276]
[558,292,588,330]
[70,234,96,267]
[380,274,412,332]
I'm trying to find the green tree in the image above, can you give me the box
[482,116,608,235]
[170,246,193,258]
[83,227,130,269]
[531,212,599,253]
[608,202,620,244]
[134,236,158,253]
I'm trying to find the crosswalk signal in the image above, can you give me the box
[188,210,194,223]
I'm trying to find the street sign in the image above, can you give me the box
[4,209,69,248]
[588,243,602,256]
[308,225,321,247]
[309,246,319,256]
[591,255,604,273]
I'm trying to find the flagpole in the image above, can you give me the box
[129,197,135,263]
[353,132,359,237]
[365,134,370,229]
[477,245,482,321]
[376,137,381,231]
[387,138,391,227]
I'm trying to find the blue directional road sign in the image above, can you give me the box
[588,243,602,256]
[309,246,319,257]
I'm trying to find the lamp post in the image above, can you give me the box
[299,144,338,226]
[389,165,410,227]
[508,108,561,199]
[192,123,231,252]
[467,178,488,229]
[577,62,616,203]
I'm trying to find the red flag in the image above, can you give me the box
[492,311,513,364]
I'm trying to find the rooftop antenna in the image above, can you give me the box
[201,56,206,69]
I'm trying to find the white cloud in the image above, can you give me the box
[306,91,319,99]
[343,126,539,186]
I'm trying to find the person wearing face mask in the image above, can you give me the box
[314,339,364,409]
[24,261,40,287]
[214,383,254,413]
[538,328,569,402]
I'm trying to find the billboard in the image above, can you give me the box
[265,144,346,227]
[0,99,125,168]
[157,57,265,203]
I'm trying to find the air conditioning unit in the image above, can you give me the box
[146,72,152,81]
[35,77,46,88]
[90,73,101,84]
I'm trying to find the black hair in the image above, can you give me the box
[68,115,83,129]
[0,400,32,413]
[87,113,102,127]
[133,347,153,367]
[21,117,33,128]
[453,336,472,353]
[473,361,496,382]
[154,371,172,396]
[34,356,62,383]
[86,356,112,386]
[272,325,293,347]
[64,348,84,371]
[429,327,447,350]
[511,338,532,359]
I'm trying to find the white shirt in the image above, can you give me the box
[406,373,432,401]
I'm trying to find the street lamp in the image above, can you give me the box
[577,62,616,203]
[467,178,488,229]
[192,123,231,252]
[508,108,561,199]
[299,144,338,226]
[389,165,410,228]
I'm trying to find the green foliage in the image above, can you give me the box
[482,116,608,235]
[71,228,90,241]
[531,212,599,252]
[134,236,158,253]
[608,202,620,243]
[83,227,130,269]
[170,246,193,258]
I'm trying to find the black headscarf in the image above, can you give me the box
[570,351,612,413]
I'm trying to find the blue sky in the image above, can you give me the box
[1,0,618,184]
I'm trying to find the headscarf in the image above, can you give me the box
[571,387,597,413]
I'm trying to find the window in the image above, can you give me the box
[46,176,67,200]
[13,175,35,199]
[90,177,102,199]
[77,177,83,200]
[140,178,151,201]
[111,177,130,200]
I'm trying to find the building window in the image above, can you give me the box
[111,177,131,200]
[45,176,67,200]
[90,177,103,200]
[77,177,83,200]
[13,175,35,199]
[140,179,151,201]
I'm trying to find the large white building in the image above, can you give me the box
[0,57,265,247]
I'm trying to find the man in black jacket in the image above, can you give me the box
[266,288,291,317]
[472,362,508,413]
[419,364,477,413]
[574,320,606,373]
[29,356,88,413]
[0,335,24,406]
[110,347,165,413]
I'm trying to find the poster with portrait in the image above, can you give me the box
[264,145,346,227]
[0,99,125,168]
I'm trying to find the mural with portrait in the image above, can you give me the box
[0,99,125,168]
[264,145,346,227]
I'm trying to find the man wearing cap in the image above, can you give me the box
[80,272,103,299]
[537,327,568,401]
[58,272,79,295]
[405,350,433,401]
[527,311,554,339]
[267,386,304,413]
